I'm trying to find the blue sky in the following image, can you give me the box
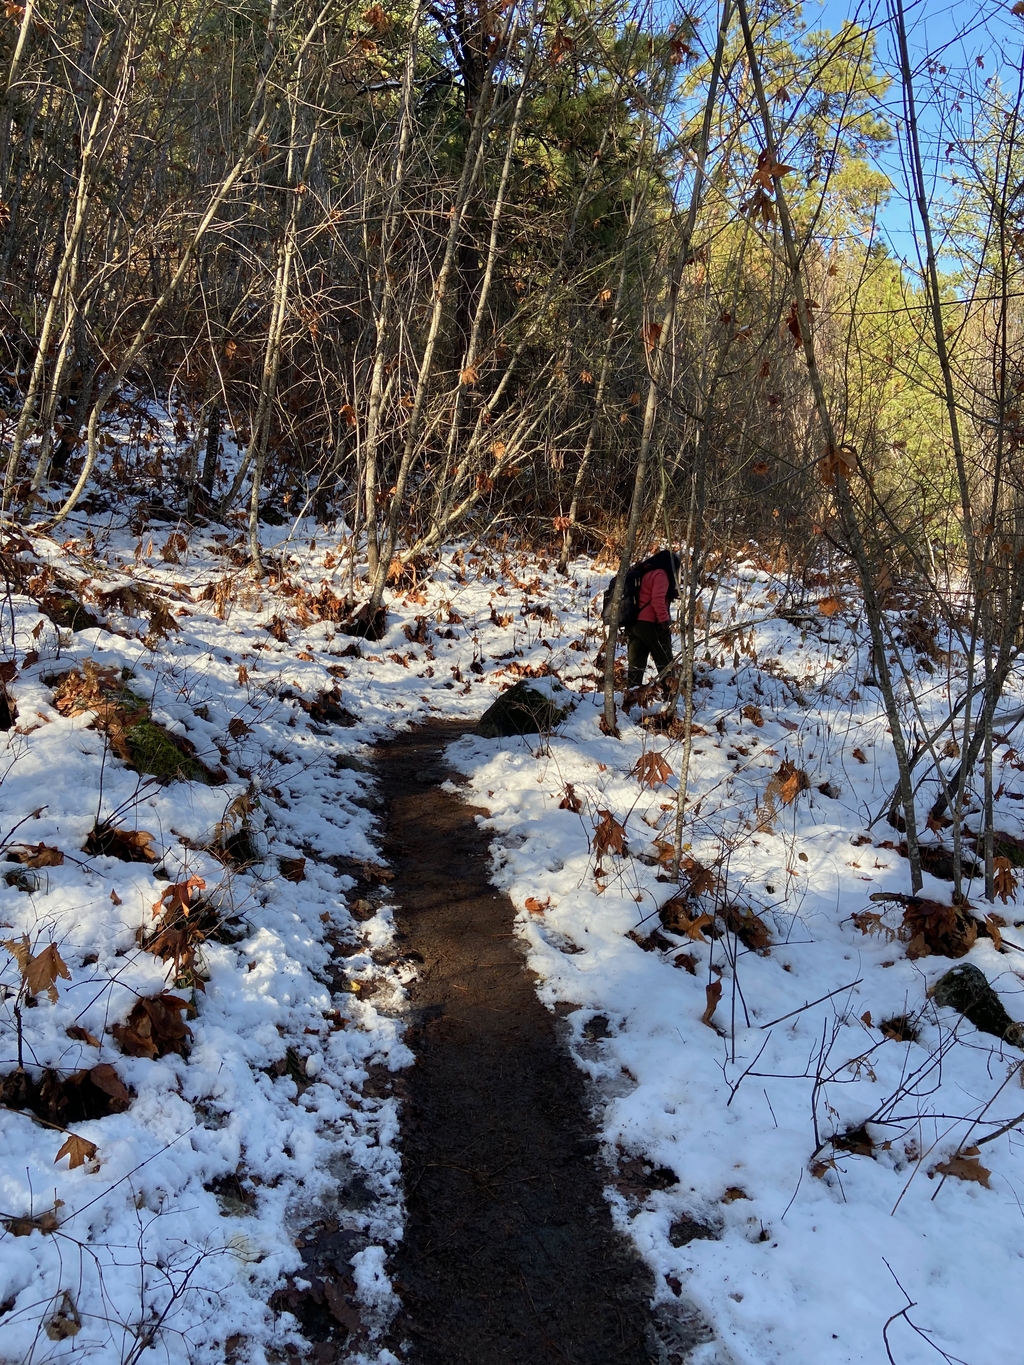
[808,0,1024,265]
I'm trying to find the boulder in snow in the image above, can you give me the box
[475,677,575,739]
[932,961,1024,1046]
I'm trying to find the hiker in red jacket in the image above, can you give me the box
[626,555,677,695]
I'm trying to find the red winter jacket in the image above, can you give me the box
[636,568,670,624]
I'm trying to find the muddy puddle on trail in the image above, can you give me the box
[376,721,710,1365]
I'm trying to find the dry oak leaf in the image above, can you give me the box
[684,912,714,943]
[9,841,64,867]
[279,856,306,884]
[701,979,723,1028]
[525,896,551,913]
[643,322,663,353]
[752,148,797,191]
[741,704,764,728]
[593,809,626,859]
[817,596,842,617]
[779,718,799,732]
[55,1133,98,1170]
[3,938,72,1002]
[660,899,714,942]
[558,782,582,812]
[89,1063,130,1105]
[633,751,673,787]
[933,1153,991,1187]
[66,1024,101,1047]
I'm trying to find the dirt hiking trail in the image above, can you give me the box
[376,721,660,1365]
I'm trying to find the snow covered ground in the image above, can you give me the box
[1,423,1023,1365]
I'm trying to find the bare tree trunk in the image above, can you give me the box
[365,23,512,617]
[601,0,733,736]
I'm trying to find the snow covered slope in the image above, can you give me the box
[2,511,1022,1365]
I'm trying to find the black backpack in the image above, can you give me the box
[601,550,679,629]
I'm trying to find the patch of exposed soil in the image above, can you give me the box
[376,722,659,1365]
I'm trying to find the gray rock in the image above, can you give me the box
[475,678,575,739]
[932,961,1024,1046]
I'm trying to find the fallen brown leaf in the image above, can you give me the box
[701,979,723,1027]
[8,842,63,868]
[934,1154,990,1187]
[55,1133,98,1170]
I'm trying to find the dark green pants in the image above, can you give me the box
[626,621,673,690]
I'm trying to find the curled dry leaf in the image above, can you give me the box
[66,1024,101,1048]
[681,856,715,897]
[820,443,856,486]
[850,909,896,942]
[85,825,157,862]
[112,993,192,1059]
[55,1133,98,1170]
[45,1290,81,1340]
[8,841,63,867]
[817,596,842,617]
[985,914,1005,951]
[766,760,810,806]
[592,810,626,860]
[558,782,582,812]
[752,148,796,190]
[153,875,206,920]
[741,704,764,728]
[525,896,551,913]
[701,979,723,1028]
[993,856,1018,904]
[279,855,306,883]
[660,899,714,943]
[4,1202,62,1236]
